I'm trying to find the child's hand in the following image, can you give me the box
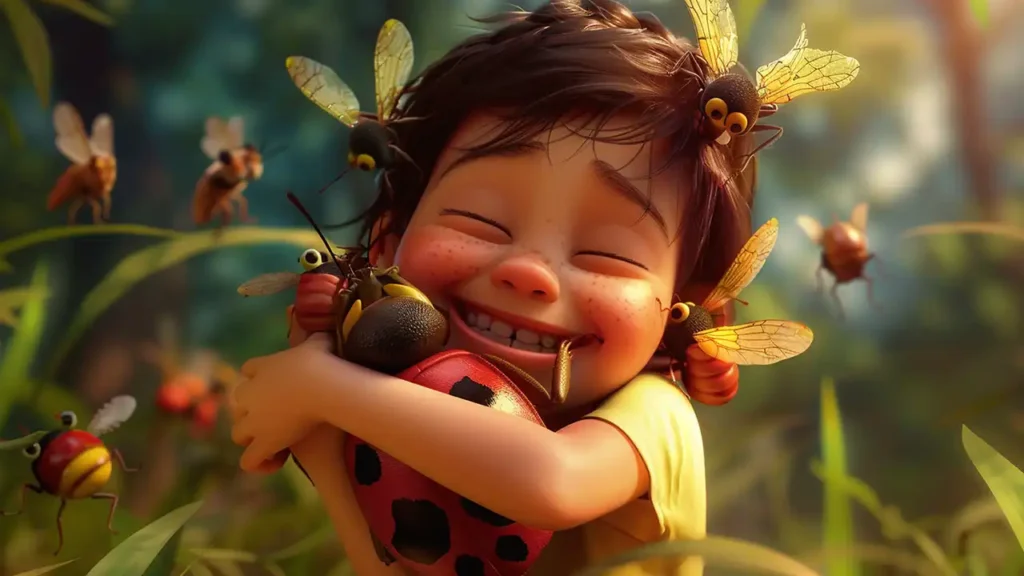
[684,345,738,406]
[230,332,335,472]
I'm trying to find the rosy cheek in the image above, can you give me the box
[393,225,496,294]
[573,276,663,352]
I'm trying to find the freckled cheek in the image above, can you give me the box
[393,226,496,293]
[573,278,665,353]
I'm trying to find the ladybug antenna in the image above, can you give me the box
[655,297,670,314]
[287,192,343,272]
[314,168,351,195]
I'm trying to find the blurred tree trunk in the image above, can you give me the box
[920,0,1000,219]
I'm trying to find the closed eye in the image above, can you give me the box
[576,250,649,271]
[439,208,512,238]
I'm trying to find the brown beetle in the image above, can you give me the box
[797,202,876,317]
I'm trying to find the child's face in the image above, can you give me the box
[382,114,687,408]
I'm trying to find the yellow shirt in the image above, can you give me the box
[530,373,707,576]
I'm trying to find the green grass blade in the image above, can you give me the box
[0,0,51,108]
[0,97,23,147]
[0,224,180,273]
[903,222,1024,242]
[969,0,989,28]
[571,536,819,576]
[0,260,50,426]
[46,226,326,375]
[0,285,48,326]
[36,0,114,25]
[962,425,1024,549]
[0,429,47,450]
[85,500,204,576]
[820,376,859,576]
[11,559,77,576]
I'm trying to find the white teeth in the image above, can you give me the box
[475,313,492,329]
[516,329,540,345]
[540,334,556,348]
[511,341,541,353]
[490,320,514,338]
[482,331,512,346]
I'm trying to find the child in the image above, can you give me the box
[231,1,758,574]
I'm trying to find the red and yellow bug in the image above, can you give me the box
[1,396,138,555]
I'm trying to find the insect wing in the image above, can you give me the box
[755,23,860,105]
[87,395,138,436]
[683,0,739,77]
[796,215,824,244]
[237,272,300,296]
[226,116,245,150]
[703,218,779,311]
[374,19,414,120]
[850,202,869,232]
[53,102,93,165]
[285,56,362,128]
[90,113,114,156]
[694,320,814,365]
[201,117,233,160]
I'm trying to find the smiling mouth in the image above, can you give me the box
[455,301,584,355]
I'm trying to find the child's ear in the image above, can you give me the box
[368,213,400,267]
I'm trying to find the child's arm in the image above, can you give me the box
[290,426,408,576]
[297,353,649,531]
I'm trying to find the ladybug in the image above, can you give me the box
[344,350,553,576]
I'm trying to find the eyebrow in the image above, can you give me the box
[439,139,668,238]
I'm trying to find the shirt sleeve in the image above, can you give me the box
[583,374,707,540]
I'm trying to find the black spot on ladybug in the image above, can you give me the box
[391,499,451,565]
[370,531,396,565]
[454,555,486,576]
[495,535,529,562]
[353,443,382,486]
[449,377,495,406]
[460,497,514,527]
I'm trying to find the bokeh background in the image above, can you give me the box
[0,0,1022,574]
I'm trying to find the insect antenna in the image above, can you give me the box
[259,142,289,161]
[315,168,352,195]
[286,192,353,276]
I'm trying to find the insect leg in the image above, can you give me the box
[815,266,825,294]
[758,104,779,119]
[387,144,423,180]
[1,483,42,515]
[218,199,233,227]
[102,194,112,221]
[830,282,846,320]
[737,124,783,174]
[112,448,138,472]
[235,194,254,223]
[54,499,67,555]
[863,275,880,311]
[67,198,84,225]
[90,492,119,534]
[88,199,103,224]
[551,340,572,404]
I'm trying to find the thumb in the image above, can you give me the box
[301,331,335,353]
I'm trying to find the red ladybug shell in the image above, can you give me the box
[343,350,553,576]
[34,429,103,493]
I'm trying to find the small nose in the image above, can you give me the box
[491,256,560,302]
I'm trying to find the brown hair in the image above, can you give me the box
[357,0,757,305]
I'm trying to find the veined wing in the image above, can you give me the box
[87,395,138,436]
[374,19,414,120]
[703,217,778,310]
[237,272,301,296]
[90,113,114,156]
[694,320,814,365]
[756,23,860,105]
[850,202,869,231]
[796,215,824,244]
[286,56,362,127]
[683,0,739,77]
[53,101,92,164]
[226,116,245,150]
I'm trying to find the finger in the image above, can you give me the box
[231,420,254,447]
[685,345,713,363]
[252,451,290,474]
[240,439,277,473]
[240,356,266,378]
[687,355,734,378]
[302,331,335,353]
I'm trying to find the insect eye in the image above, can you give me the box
[704,98,728,121]
[356,154,376,172]
[725,112,748,134]
[300,249,323,271]
[217,150,233,165]
[347,151,356,166]
[22,443,41,460]
[669,302,690,324]
[59,411,77,428]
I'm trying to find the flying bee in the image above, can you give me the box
[797,202,876,318]
[660,218,814,378]
[193,116,264,228]
[285,19,416,194]
[679,0,859,182]
[47,102,116,224]
[1,396,138,555]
